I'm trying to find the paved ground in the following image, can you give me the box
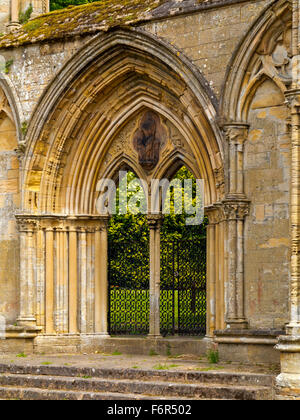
[0,352,280,375]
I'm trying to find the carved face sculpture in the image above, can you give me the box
[133,111,164,171]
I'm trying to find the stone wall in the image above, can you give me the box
[142,0,270,98]
[0,0,290,332]
[245,80,290,329]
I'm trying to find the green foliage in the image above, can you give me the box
[153,364,179,370]
[108,166,207,295]
[108,167,207,244]
[207,349,219,364]
[21,121,28,136]
[50,0,99,11]
[4,59,13,74]
[19,4,33,24]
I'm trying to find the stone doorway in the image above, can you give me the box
[107,167,207,337]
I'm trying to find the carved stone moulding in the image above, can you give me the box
[222,200,250,221]
[15,214,111,232]
[223,123,249,145]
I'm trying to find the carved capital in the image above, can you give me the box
[147,213,164,229]
[222,201,250,221]
[15,215,38,233]
[206,205,225,225]
[285,89,300,115]
[15,141,26,162]
[224,124,249,145]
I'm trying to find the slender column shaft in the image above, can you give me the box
[148,215,163,338]
[69,229,78,333]
[236,145,244,195]
[86,231,93,333]
[10,0,19,22]
[223,203,249,329]
[17,220,37,327]
[62,230,68,333]
[206,224,216,337]
[27,229,35,318]
[94,221,109,335]
[80,228,87,334]
[18,230,28,320]
[227,218,237,321]
[45,228,54,334]
[36,229,45,328]
[219,221,225,329]
[225,124,248,197]
[236,219,245,320]
[215,223,221,330]
[229,142,237,194]
[56,230,63,333]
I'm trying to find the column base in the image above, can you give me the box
[147,334,162,339]
[285,323,300,336]
[226,319,248,330]
[6,22,21,33]
[17,317,37,328]
[276,335,300,400]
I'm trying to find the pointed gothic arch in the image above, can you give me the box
[220,0,292,124]
[17,28,227,344]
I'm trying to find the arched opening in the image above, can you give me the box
[107,166,208,337]
[160,166,207,337]
[18,29,224,349]
[108,170,150,335]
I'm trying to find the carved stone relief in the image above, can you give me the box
[133,111,166,171]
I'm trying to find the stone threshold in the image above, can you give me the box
[214,329,285,345]
[3,325,42,340]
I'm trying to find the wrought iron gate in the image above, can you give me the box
[160,238,207,336]
[108,239,150,335]
[108,237,206,336]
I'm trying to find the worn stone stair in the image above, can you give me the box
[0,364,275,400]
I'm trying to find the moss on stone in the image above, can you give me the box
[0,0,164,48]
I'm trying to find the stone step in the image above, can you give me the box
[0,373,273,400]
[0,385,194,401]
[0,363,275,387]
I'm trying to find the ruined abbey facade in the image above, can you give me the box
[0,0,299,399]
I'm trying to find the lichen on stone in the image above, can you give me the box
[0,0,164,48]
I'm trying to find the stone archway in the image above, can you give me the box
[17,29,225,351]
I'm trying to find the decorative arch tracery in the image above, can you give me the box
[217,0,292,333]
[221,0,292,124]
[17,29,226,340]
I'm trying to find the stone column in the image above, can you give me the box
[147,214,163,338]
[79,227,87,334]
[206,206,226,338]
[36,228,45,328]
[68,225,78,334]
[55,226,69,334]
[45,226,54,334]
[224,124,249,199]
[223,202,249,330]
[7,0,21,32]
[94,216,110,336]
[206,214,216,338]
[16,218,37,327]
[276,89,300,399]
[221,124,250,330]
